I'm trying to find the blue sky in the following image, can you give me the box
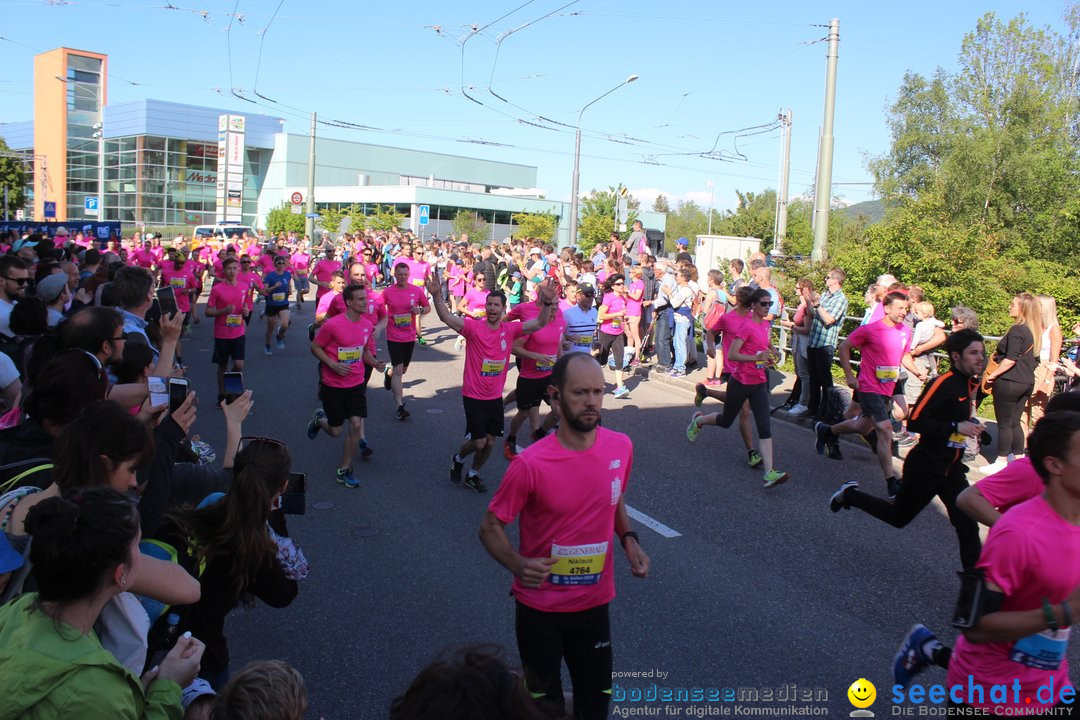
[0,0,1072,213]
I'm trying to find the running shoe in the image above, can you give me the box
[747,450,764,468]
[503,442,519,461]
[396,404,410,421]
[613,385,630,399]
[335,467,360,489]
[276,339,286,351]
[887,475,903,499]
[669,369,686,378]
[686,412,703,443]
[787,403,809,415]
[450,455,464,484]
[607,359,616,370]
[893,624,936,689]
[827,442,844,461]
[762,470,788,489]
[898,432,919,448]
[463,474,487,493]
[814,422,832,455]
[829,480,859,512]
[264,345,272,356]
[358,439,374,460]
[306,409,325,440]
[383,367,392,391]
[694,383,707,408]
[418,336,428,346]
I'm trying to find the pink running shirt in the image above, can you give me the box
[947,496,1080,712]
[382,284,428,343]
[314,313,376,389]
[160,265,196,313]
[518,309,565,379]
[459,318,525,400]
[974,458,1045,515]
[488,427,634,613]
[208,281,248,340]
[846,318,912,396]
[599,292,626,336]
[729,316,771,385]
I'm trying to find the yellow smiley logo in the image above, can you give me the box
[847,678,876,708]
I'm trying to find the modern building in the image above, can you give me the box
[1,47,665,245]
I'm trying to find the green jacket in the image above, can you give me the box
[0,593,182,720]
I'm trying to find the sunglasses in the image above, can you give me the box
[612,281,625,286]
[2,276,28,285]
[756,301,772,307]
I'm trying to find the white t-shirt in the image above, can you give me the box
[0,300,13,338]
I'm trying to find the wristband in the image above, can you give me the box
[1043,597,1059,632]
[1063,600,1073,628]
[620,531,639,546]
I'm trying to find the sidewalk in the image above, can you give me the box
[632,360,993,472]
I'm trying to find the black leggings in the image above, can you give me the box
[992,378,1033,457]
[717,378,771,439]
[847,454,982,570]
[597,331,625,367]
[516,601,612,720]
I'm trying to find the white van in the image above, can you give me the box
[192,222,257,245]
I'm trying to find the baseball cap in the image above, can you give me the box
[36,274,69,304]
[181,678,217,710]
[0,531,23,574]
[529,247,542,256]
[577,282,596,296]
[11,238,38,253]
[676,237,688,246]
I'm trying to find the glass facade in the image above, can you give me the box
[64,54,104,220]
[101,136,268,226]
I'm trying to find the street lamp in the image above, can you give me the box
[568,74,638,248]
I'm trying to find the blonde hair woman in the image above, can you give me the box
[1021,294,1063,435]
[981,293,1043,475]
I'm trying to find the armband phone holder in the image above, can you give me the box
[952,568,986,629]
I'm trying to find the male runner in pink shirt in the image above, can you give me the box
[382,262,430,420]
[205,256,248,403]
[427,273,555,493]
[480,352,650,720]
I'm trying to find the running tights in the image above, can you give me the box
[717,378,771,439]
[992,378,1033,458]
[515,601,611,720]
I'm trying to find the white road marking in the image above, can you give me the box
[626,505,682,538]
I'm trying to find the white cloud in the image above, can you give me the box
[630,187,736,213]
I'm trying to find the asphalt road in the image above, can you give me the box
[173,305,1076,719]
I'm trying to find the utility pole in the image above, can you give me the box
[706,180,714,236]
[773,109,792,254]
[811,18,839,262]
[305,112,317,241]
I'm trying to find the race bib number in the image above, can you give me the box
[536,357,555,373]
[337,345,362,365]
[947,432,967,449]
[392,313,412,328]
[1011,627,1069,670]
[548,542,608,586]
[225,314,243,327]
[272,292,286,303]
[570,334,593,347]
[170,277,186,288]
[480,358,505,377]
[411,278,425,287]
[876,366,900,382]
[610,319,621,329]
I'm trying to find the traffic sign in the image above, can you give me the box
[291,205,303,214]
[85,196,100,217]
[43,201,56,219]
[418,204,430,226]
[290,191,303,205]
[305,213,319,218]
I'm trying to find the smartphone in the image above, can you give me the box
[223,371,244,404]
[168,377,189,414]
[156,286,178,317]
[282,472,307,515]
[147,376,168,408]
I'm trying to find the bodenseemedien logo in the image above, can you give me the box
[847,678,876,717]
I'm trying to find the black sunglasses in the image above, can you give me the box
[756,301,772,307]
[2,276,28,285]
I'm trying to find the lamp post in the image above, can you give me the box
[568,74,638,248]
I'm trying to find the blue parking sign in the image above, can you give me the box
[418,205,430,226]
[43,201,56,219]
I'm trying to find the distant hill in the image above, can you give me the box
[839,199,886,223]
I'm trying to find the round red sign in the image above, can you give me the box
[290,191,303,205]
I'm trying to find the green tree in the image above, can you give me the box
[652,194,670,213]
[577,187,639,253]
[265,202,306,235]
[451,209,488,241]
[366,204,406,233]
[663,200,708,253]
[318,206,348,235]
[511,210,558,243]
[0,139,28,217]
[712,190,777,249]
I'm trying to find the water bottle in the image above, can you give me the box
[144,612,180,673]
